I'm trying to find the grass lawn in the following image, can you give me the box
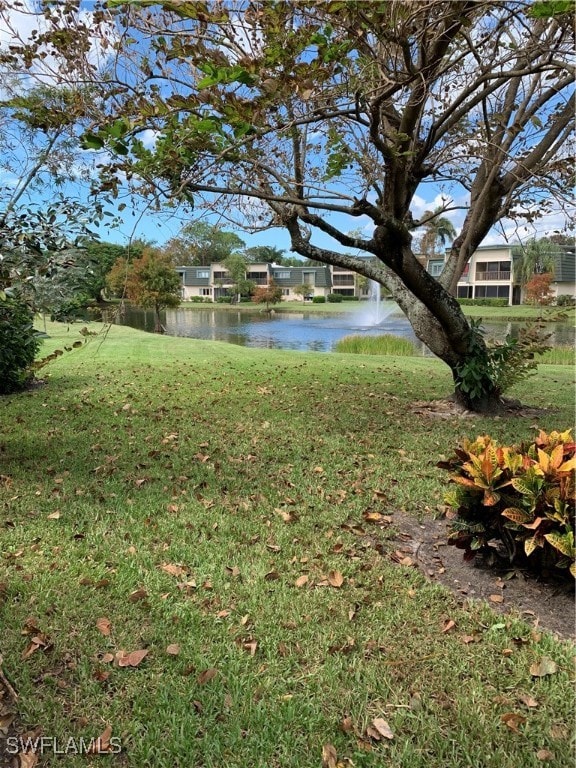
[0,321,574,768]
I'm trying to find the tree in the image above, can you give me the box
[164,222,245,266]
[512,239,557,286]
[417,209,457,262]
[524,272,555,306]
[106,249,181,332]
[223,253,254,303]
[244,245,286,264]
[252,279,283,310]
[293,284,313,302]
[81,240,147,302]
[8,1,574,411]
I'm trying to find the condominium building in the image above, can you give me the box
[427,244,575,305]
[175,244,575,305]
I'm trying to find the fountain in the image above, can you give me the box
[369,279,382,324]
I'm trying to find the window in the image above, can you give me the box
[303,271,316,286]
[282,289,290,296]
[200,288,211,296]
[429,261,444,277]
[274,270,290,279]
[213,271,228,280]
[457,286,473,299]
[474,285,509,299]
[332,275,354,286]
[197,269,210,279]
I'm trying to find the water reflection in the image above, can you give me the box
[103,304,575,354]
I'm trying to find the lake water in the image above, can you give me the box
[104,302,575,354]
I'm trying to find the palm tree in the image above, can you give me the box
[512,239,556,286]
[419,208,457,259]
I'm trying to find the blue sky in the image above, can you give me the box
[1,1,572,256]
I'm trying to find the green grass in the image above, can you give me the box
[334,334,417,356]
[536,345,575,366]
[0,321,574,768]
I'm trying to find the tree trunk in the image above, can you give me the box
[154,304,165,334]
[398,297,504,413]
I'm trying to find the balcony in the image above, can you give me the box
[475,271,511,281]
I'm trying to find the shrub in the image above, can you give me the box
[438,430,575,578]
[327,293,343,303]
[555,294,576,307]
[340,295,359,301]
[312,296,326,303]
[0,296,42,394]
[457,298,509,307]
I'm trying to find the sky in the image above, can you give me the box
[0,0,572,255]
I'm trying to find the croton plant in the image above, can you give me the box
[438,429,575,578]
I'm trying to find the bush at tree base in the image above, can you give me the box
[438,430,575,579]
[0,296,42,394]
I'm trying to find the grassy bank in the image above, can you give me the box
[173,300,576,324]
[0,322,574,768]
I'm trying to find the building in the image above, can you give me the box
[175,262,362,301]
[176,244,575,305]
[427,244,575,306]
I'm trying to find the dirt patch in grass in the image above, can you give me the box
[410,398,553,420]
[388,511,575,640]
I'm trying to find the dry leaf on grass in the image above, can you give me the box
[321,743,338,768]
[328,570,344,588]
[501,712,526,733]
[197,668,218,685]
[530,657,558,677]
[115,649,148,667]
[96,617,111,636]
[371,718,394,740]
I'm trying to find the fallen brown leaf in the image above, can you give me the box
[96,617,111,637]
[518,693,539,708]
[321,743,338,768]
[197,668,218,684]
[18,754,38,768]
[129,588,148,602]
[160,563,187,577]
[442,619,456,633]
[536,749,555,761]
[116,649,149,667]
[87,725,113,754]
[166,644,180,656]
[371,718,394,740]
[530,657,558,677]
[295,575,309,588]
[501,712,526,733]
[328,570,344,588]
[489,594,504,603]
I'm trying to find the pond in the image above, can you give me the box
[102,302,575,354]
